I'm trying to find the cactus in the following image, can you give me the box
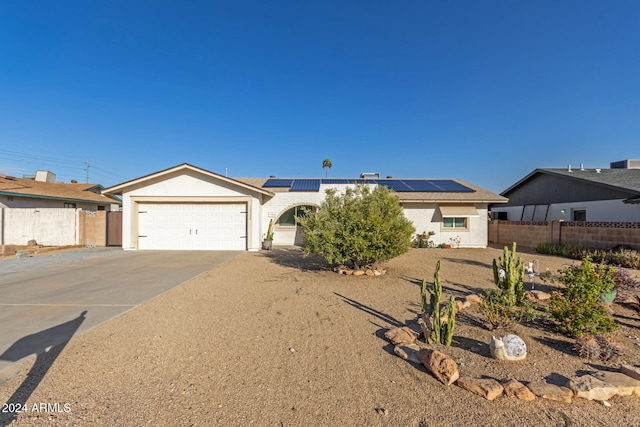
[420,260,455,346]
[492,242,525,306]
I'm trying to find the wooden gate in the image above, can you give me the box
[106,211,123,246]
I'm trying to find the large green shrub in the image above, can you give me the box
[299,184,415,269]
[550,257,618,337]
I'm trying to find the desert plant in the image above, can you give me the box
[492,242,525,306]
[550,257,618,337]
[479,291,537,328]
[264,219,274,241]
[420,260,456,346]
[299,184,415,270]
[574,334,624,362]
[535,242,640,269]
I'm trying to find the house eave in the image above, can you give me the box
[0,191,122,206]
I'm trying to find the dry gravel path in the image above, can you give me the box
[1,246,639,426]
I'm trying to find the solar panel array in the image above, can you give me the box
[262,178,474,193]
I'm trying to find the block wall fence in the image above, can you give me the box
[489,220,640,250]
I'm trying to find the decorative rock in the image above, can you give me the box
[455,299,471,313]
[373,269,382,276]
[393,343,422,364]
[502,379,536,401]
[593,371,640,396]
[418,348,459,386]
[567,375,618,401]
[490,334,527,361]
[344,269,354,275]
[528,381,573,403]
[456,377,504,401]
[465,294,482,305]
[525,290,552,301]
[365,269,375,276]
[384,326,420,345]
[27,239,38,246]
[353,270,365,276]
[620,364,640,381]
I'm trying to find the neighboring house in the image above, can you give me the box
[102,163,507,251]
[490,160,640,222]
[0,170,122,210]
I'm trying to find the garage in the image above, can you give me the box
[138,203,247,250]
[101,164,274,252]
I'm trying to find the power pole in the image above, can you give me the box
[85,159,89,183]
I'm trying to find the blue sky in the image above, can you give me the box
[1,1,638,193]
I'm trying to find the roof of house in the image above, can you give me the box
[0,174,122,205]
[502,167,640,203]
[102,164,275,197]
[234,177,507,204]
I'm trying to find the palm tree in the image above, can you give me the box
[322,159,332,178]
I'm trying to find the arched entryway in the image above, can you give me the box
[275,205,317,246]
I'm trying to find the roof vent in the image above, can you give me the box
[386,176,393,179]
[567,164,572,172]
[595,168,602,173]
[269,175,276,178]
[71,179,78,183]
[611,159,640,169]
[35,170,56,182]
[580,163,584,171]
[360,172,380,180]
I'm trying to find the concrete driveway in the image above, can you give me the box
[0,248,241,373]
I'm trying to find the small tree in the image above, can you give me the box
[299,184,415,269]
[322,159,332,178]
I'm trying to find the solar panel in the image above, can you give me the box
[431,180,475,192]
[263,179,294,188]
[378,180,412,192]
[403,180,440,192]
[290,179,321,191]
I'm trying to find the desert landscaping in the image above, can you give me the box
[1,245,640,426]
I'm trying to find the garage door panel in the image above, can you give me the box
[138,203,246,250]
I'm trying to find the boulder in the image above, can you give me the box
[528,381,573,403]
[352,270,365,276]
[525,290,552,301]
[567,375,618,401]
[620,364,640,382]
[419,348,459,386]
[502,379,536,401]
[464,294,482,305]
[393,343,422,364]
[490,334,527,361]
[384,326,419,345]
[365,269,375,276]
[593,371,640,397]
[456,377,504,401]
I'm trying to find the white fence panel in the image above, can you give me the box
[2,208,80,246]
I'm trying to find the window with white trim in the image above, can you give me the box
[442,217,467,229]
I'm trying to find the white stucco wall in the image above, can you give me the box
[119,171,264,251]
[1,208,80,245]
[403,203,489,248]
[263,184,490,248]
[492,200,640,222]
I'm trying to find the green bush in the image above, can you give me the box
[299,184,415,269]
[549,257,618,337]
[535,242,640,269]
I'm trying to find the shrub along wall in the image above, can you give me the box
[489,220,640,250]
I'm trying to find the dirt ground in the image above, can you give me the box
[1,246,640,426]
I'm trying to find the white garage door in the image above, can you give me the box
[138,203,247,250]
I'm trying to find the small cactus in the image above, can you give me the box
[420,260,456,346]
[574,334,624,362]
[492,242,525,306]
